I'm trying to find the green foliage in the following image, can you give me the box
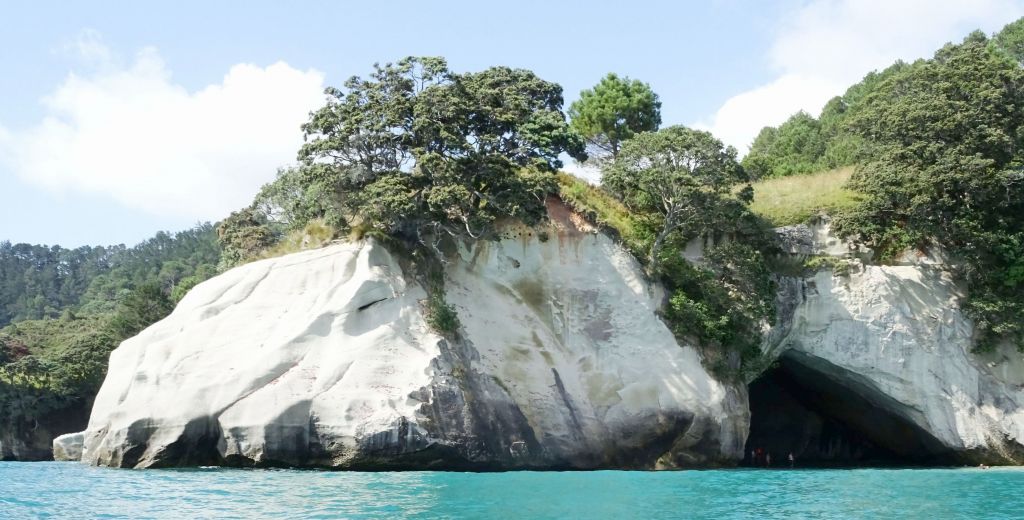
[661,243,776,380]
[561,128,774,380]
[0,315,116,431]
[803,255,853,277]
[831,32,1024,350]
[0,225,220,326]
[76,225,220,315]
[216,207,279,268]
[425,293,460,335]
[0,226,219,439]
[568,73,661,159]
[746,167,863,226]
[603,125,748,271]
[253,166,347,233]
[0,280,176,432]
[0,242,114,325]
[107,283,174,339]
[743,61,912,179]
[994,16,1024,65]
[299,56,585,243]
[743,112,826,178]
[556,173,649,252]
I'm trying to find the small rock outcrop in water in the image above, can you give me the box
[760,217,1024,464]
[72,205,745,469]
[53,432,84,461]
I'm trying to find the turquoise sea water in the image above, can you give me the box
[2,463,1023,519]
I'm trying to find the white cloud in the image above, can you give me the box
[0,38,327,220]
[697,0,1024,154]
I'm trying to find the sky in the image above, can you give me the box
[1,0,1022,247]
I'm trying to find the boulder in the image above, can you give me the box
[53,432,84,462]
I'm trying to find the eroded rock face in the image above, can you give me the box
[53,432,84,461]
[766,219,1024,464]
[74,207,744,469]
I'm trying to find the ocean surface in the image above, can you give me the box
[2,463,1023,519]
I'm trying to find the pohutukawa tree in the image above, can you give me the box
[568,73,661,160]
[603,126,748,272]
[298,56,585,245]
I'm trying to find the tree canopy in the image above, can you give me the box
[604,126,747,272]
[298,57,585,243]
[994,17,1024,64]
[833,31,1024,349]
[568,73,661,160]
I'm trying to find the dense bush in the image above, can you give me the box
[0,282,176,431]
[833,31,1024,350]
[742,62,910,179]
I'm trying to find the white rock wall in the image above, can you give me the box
[73,204,742,469]
[771,218,1024,462]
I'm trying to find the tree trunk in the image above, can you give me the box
[647,224,673,274]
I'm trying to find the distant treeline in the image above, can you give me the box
[0,224,220,327]
[0,225,220,443]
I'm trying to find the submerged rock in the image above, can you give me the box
[73,205,744,469]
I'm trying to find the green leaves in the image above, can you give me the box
[603,125,746,270]
[568,73,661,159]
[216,206,278,267]
[299,57,583,243]
[994,17,1024,65]
[832,32,1024,349]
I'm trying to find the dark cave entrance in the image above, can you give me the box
[744,352,954,468]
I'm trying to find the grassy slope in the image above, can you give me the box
[747,166,862,226]
[555,173,647,251]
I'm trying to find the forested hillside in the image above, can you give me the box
[0,225,220,456]
[744,20,1024,350]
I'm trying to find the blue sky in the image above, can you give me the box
[1,0,1021,247]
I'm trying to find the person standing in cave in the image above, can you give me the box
[788,452,794,468]
[766,452,772,468]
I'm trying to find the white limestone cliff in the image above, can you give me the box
[767,218,1024,463]
[70,204,744,469]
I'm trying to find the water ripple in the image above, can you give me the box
[1,463,1022,519]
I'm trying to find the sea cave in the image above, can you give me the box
[744,351,956,468]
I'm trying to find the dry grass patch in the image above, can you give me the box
[747,167,863,226]
[556,173,647,250]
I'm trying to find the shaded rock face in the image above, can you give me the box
[1,403,90,461]
[1,432,55,461]
[74,207,744,469]
[760,218,1024,465]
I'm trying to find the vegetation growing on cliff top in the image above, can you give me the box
[750,19,1024,351]
[557,124,775,381]
[568,73,661,161]
[746,167,862,227]
[832,30,1024,350]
